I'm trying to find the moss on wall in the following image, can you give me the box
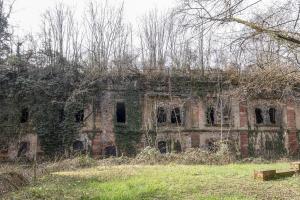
[247,129,286,158]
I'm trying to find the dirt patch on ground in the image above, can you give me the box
[0,172,29,196]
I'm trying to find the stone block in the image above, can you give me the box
[275,170,296,178]
[254,170,276,181]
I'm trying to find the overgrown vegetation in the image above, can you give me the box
[4,162,299,200]
[1,0,300,159]
[114,88,143,156]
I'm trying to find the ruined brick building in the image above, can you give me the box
[3,73,300,160]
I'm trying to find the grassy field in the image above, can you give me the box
[4,162,300,200]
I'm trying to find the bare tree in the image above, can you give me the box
[176,0,300,70]
[139,9,174,71]
[84,1,132,72]
[40,3,83,67]
[178,0,300,47]
[0,0,14,64]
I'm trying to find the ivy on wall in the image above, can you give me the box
[113,88,143,156]
[0,63,91,157]
[248,129,286,158]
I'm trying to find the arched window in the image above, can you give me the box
[255,108,264,124]
[269,108,276,124]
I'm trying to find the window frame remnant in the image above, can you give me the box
[171,107,181,124]
[269,107,276,124]
[255,108,264,124]
[116,102,126,123]
[206,106,215,126]
[157,107,167,124]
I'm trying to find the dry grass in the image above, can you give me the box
[4,162,300,200]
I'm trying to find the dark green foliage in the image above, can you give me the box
[0,60,90,156]
[273,129,286,156]
[248,129,286,158]
[114,89,143,156]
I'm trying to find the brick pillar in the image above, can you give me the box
[286,99,299,155]
[240,132,249,158]
[239,101,248,158]
[92,133,102,157]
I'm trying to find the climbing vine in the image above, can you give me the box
[247,129,286,158]
[114,88,143,156]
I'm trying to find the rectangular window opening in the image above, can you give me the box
[255,108,264,124]
[20,108,29,123]
[171,107,181,124]
[116,102,126,123]
[157,107,167,124]
[75,110,84,123]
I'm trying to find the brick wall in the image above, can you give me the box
[286,99,299,155]
[239,101,248,157]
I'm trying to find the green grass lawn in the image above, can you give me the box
[5,162,300,200]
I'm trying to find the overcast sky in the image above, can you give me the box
[10,0,178,35]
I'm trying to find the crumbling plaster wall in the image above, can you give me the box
[8,134,39,160]
[81,91,117,156]
[247,99,284,128]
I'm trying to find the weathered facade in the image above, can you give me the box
[3,74,300,160]
[78,75,300,158]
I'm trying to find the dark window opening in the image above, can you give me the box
[75,110,84,123]
[255,108,264,124]
[116,102,126,123]
[269,108,276,124]
[157,107,167,124]
[17,142,29,157]
[2,114,9,121]
[104,146,116,157]
[171,107,181,124]
[174,140,182,153]
[158,141,167,154]
[206,107,215,125]
[73,140,84,151]
[207,140,216,152]
[59,109,65,122]
[20,108,29,123]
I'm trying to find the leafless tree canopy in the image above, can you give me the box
[177,0,300,68]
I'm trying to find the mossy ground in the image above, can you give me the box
[5,163,300,200]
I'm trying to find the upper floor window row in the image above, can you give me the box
[157,107,182,125]
[255,107,277,125]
